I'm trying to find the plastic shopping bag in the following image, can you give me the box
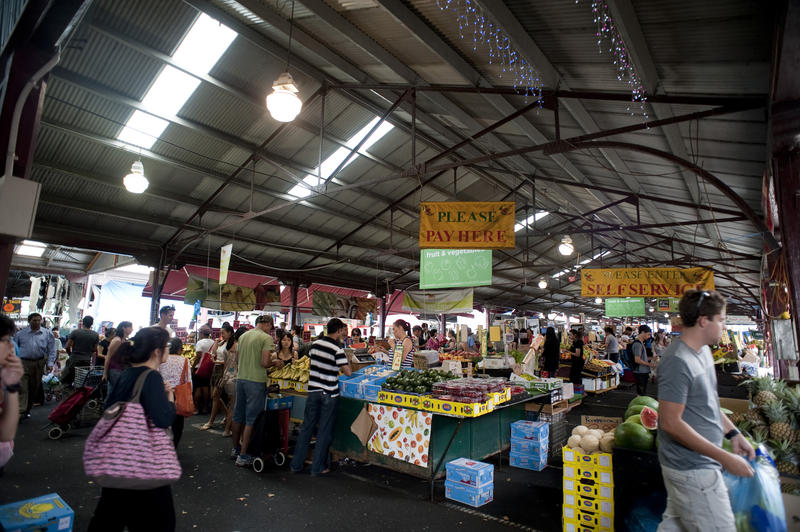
[723,447,787,532]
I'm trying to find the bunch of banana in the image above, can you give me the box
[270,356,311,381]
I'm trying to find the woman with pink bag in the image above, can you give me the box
[87,326,177,532]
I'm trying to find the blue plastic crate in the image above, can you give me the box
[445,458,494,487]
[444,480,493,507]
[510,436,549,456]
[510,451,548,471]
[267,395,294,410]
[510,420,549,441]
[0,493,74,532]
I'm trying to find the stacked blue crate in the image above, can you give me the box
[509,420,549,471]
[444,458,494,507]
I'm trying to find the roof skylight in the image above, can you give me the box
[552,250,612,278]
[16,240,48,258]
[514,211,549,232]
[116,14,237,150]
[288,117,394,198]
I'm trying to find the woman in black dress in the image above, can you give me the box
[568,328,585,385]
[541,327,561,377]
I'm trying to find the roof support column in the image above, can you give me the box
[0,237,14,300]
[289,279,300,328]
[378,296,387,341]
[773,152,800,367]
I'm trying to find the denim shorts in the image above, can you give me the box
[232,379,266,425]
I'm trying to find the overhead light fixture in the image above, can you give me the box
[267,72,302,122]
[558,235,574,256]
[123,160,148,193]
[594,297,602,305]
[664,313,669,318]
[648,307,655,312]
[538,279,547,289]
[267,1,301,122]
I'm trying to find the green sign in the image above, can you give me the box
[420,249,492,289]
[605,298,646,317]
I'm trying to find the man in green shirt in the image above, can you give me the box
[231,315,285,467]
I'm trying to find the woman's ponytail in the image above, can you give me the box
[118,326,169,365]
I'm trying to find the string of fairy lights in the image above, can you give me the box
[434,0,648,116]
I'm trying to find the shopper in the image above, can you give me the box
[291,318,352,476]
[63,316,100,388]
[0,314,23,454]
[604,326,620,363]
[567,329,585,385]
[541,327,560,377]
[13,313,56,418]
[620,326,634,368]
[275,333,297,365]
[98,325,116,359]
[420,323,430,345]
[230,315,283,467]
[291,325,304,350]
[350,328,362,345]
[220,326,246,438]
[156,305,177,337]
[657,290,754,531]
[631,325,652,396]
[192,326,214,415]
[445,330,457,351]
[102,321,132,398]
[390,320,415,368]
[159,337,190,448]
[425,329,442,351]
[200,324,234,431]
[411,325,424,349]
[88,326,176,532]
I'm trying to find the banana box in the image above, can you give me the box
[562,447,613,471]
[563,509,613,531]
[268,378,309,393]
[563,464,613,488]
[490,388,512,406]
[563,515,613,532]
[563,493,614,517]
[0,493,74,532]
[376,391,495,418]
[562,477,613,501]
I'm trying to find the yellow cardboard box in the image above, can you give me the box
[562,447,613,471]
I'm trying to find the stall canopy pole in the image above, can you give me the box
[289,279,300,327]
[149,247,165,325]
[0,238,14,300]
[379,295,387,339]
[439,313,446,338]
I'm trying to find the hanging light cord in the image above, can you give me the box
[286,0,295,70]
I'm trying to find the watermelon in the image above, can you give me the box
[614,422,654,451]
[626,414,643,425]
[628,396,659,410]
[640,406,658,430]
[624,404,647,420]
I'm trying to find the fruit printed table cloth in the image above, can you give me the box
[367,404,432,467]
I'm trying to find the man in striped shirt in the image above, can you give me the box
[290,318,352,476]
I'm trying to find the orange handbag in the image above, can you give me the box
[174,358,194,417]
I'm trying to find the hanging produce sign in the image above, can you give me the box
[581,267,714,297]
[366,404,431,467]
[605,298,645,317]
[2,299,21,314]
[219,244,232,284]
[312,290,377,321]
[419,201,515,249]
[657,298,680,312]
[184,274,256,311]
[402,288,474,314]
[419,249,492,289]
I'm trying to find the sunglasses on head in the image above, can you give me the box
[695,291,710,312]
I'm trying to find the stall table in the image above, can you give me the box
[330,392,552,501]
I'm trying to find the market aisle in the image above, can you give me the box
[3,403,543,532]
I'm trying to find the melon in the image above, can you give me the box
[626,414,643,425]
[624,404,647,420]
[581,435,600,452]
[628,396,659,410]
[599,437,614,452]
[639,406,658,430]
[588,429,604,440]
[614,422,654,451]
[572,425,589,437]
[568,435,583,449]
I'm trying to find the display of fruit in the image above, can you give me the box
[381,369,458,394]
[269,355,310,382]
[742,376,779,407]
[614,421,655,451]
[439,350,482,362]
[763,402,796,443]
[566,425,615,454]
[628,395,659,411]
[770,439,799,475]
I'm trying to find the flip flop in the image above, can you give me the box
[199,423,213,430]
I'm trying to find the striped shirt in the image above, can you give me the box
[308,336,349,396]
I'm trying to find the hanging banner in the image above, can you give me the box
[219,244,232,284]
[402,288,474,314]
[419,249,492,289]
[605,298,646,317]
[254,284,281,310]
[581,267,714,298]
[311,290,377,320]
[419,201,515,249]
[184,274,256,311]
[657,298,680,312]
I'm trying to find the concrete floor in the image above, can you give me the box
[1,385,652,532]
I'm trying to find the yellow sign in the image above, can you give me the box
[392,343,405,371]
[581,267,714,298]
[219,244,232,284]
[419,201,515,249]
[489,326,501,342]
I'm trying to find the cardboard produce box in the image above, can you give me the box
[0,493,73,532]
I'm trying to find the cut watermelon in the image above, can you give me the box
[640,406,658,430]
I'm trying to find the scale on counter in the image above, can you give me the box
[344,347,376,364]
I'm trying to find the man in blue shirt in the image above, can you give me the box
[13,313,56,419]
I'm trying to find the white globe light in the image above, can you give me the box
[266,72,302,122]
[595,297,602,304]
[558,235,574,256]
[648,307,655,312]
[123,160,148,193]
[538,279,547,289]
[664,313,669,318]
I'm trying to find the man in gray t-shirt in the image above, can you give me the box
[631,325,652,396]
[656,290,754,532]
[64,316,99,387]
